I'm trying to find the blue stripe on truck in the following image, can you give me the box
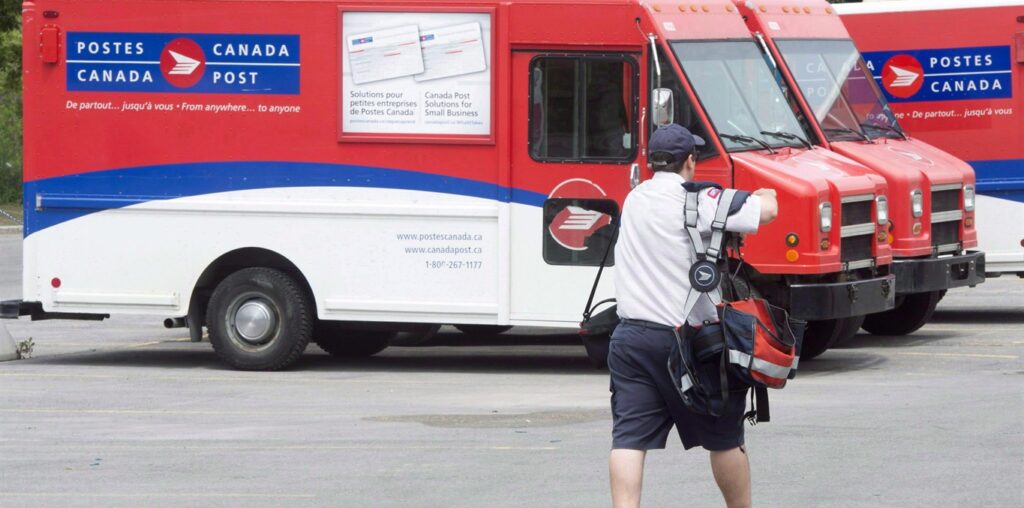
[970,159,1024,203]
[23,161,549,236]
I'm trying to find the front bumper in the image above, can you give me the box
[892,250,985,294]
[789,274,895,321]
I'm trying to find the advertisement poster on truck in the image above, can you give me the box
[340,12,493,137]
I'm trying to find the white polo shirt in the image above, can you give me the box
[615,171,762,327]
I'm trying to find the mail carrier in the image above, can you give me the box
[6,0,895,370]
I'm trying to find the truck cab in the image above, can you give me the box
[634,0,893,357]
[735,0,985,336]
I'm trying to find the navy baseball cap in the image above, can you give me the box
[649,124,705,162]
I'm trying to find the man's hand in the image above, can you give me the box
[753,188,778,224]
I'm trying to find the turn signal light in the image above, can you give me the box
[785,249,800,262]
[785,233,799,247]
[877,231,888,243]
[887,234,894,245]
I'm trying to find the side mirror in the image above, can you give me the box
[652,88,674,126]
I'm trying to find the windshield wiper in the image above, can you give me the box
[822,127,871,142]
[861,122,907,140]
[760,130,812,149]
[720,133,776,154]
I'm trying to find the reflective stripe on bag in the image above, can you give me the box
[679,373,695,393]
[728,349,792,381]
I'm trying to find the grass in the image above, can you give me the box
[0,202,22,225]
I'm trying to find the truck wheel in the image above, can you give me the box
[862,291,941,336]
[454,325,513,336]
[801,316,864,360]
[315,322,393,357]
[206,267,312,371]
[581,334,610,369]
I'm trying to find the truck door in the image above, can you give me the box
[509,51,642,323]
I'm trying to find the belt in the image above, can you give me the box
[620,318,677,331]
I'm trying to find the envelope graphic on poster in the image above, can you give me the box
[347,25,425,85]
[415,22,488,82]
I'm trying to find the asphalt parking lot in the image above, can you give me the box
[1,232,1022,507]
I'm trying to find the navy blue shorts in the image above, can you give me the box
[608,320,748,451]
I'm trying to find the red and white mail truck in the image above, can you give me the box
[839,0,1023,276]
[4,0,895,369]
[735,0,986,338]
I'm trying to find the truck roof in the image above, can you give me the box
[834,0,1023,15]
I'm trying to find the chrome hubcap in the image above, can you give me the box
[234,299,277,345]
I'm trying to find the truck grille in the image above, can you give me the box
[841,200,872,226]
[840,196,875,267]
[931,189,960,213]
[932,221,959,248]
[841,234,873,264]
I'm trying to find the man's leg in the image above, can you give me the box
[710,446,751,508]
[609,449,646,508]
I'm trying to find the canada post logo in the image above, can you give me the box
[67,32,300,94]
[862,46,1012,103]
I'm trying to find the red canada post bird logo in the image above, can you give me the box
[160,38,206,88]
[548,179,612,251]
[881,54,924,99]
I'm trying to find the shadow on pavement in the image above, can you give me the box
[791,351,887,377]
[830,330,959,350]
[929,308,1024,324]
[15,333,603,375]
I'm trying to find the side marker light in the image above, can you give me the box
[785,233,799,247]
[820,239,830,251]
[912,223,923,235]
[51,277,61,288]
[785,250,799,262]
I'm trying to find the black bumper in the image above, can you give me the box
[789,274,895,321]
[892,251,985,294]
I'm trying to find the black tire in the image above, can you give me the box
[830,314,867,346]
[581,334,610,369]
[862,291,941,336]
[454,325,513,336]
[801,315,864,360]
[206,267,312,371]
[315,321,393,357]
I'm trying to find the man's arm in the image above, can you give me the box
[753,188,778,225]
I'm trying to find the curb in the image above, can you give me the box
[0,321,17,361]
[0,226,23,235]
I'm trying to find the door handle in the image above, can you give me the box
[629,163,641,189]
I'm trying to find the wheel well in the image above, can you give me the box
[189,248,316,328]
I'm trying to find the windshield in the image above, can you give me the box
[775,39,905,141]
[672,40,810,152]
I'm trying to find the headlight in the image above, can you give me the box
[964,185,975,211]
[876,195,889,225]
[819,202,833,233]
[910,189,923,218]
